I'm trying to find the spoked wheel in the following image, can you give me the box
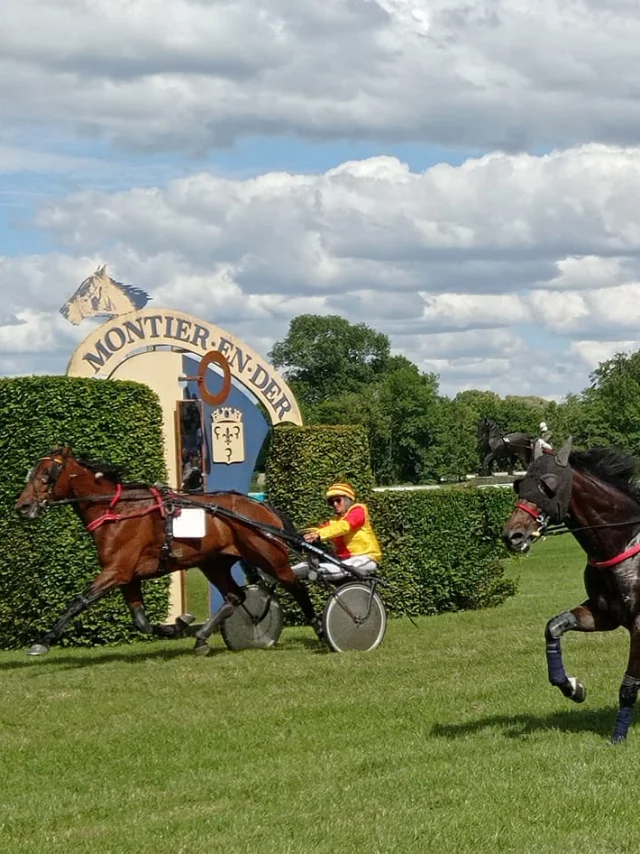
[322,581,387,653]
[220,584,284,651]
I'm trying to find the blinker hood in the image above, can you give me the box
[516,437,573,525]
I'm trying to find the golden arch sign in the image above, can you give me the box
[66,308,302,426]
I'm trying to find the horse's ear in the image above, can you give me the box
[555,437,573,467]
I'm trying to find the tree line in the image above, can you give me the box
[268,314,640,485]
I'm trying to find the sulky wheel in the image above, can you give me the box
[321,581,387,653]
[220,584,284,651]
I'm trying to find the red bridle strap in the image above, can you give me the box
[588,543,640,568]
[516,503,640,569]
[85,485,166,532]
[515,502,544,523]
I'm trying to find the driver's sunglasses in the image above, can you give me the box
[327,496,343,507]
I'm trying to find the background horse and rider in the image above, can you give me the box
[477,417,536,474]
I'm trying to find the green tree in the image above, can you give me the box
[308,364,441,485]
[270,315,390,406]
[377,364,440,484]
[431,398,479,481]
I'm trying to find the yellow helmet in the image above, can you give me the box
[325,482,356,501]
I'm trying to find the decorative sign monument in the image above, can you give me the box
[62,266,302,619]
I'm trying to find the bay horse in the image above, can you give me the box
[503,437,640,742]
[14,447,321,657]
[477,417,534,474]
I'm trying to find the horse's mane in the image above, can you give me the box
[75,455,124,484]
[110,279,151,309]
[570,447,640,504]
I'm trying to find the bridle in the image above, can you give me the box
[514,496,640,567]
[27,449,70,509]
[515,501,551,538]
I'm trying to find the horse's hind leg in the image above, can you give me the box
[278,577,324,639]
[193,559,244,656]
[612,629,640,743]
[483,450,497,475]
[28,570,120,656]
[240,545,323,640]
[121,578,195,640]
[545,600,619,704]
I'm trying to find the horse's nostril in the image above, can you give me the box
[503,529,524,549]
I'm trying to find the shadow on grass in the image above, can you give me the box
[0,632,326,671]
[0,645,212,671]
[432,706,619,739]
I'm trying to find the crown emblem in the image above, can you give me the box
[212,407,243,424]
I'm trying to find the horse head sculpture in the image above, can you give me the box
[59,265,151,325]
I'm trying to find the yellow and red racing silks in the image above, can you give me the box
[309,503,382,562]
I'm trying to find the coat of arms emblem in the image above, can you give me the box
[212,407,245,465]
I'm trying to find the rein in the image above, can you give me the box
[40,479,374,581]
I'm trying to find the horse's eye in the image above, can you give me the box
[41,472,50,485]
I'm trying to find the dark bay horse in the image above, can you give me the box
[14,447,320,657]
[477,417,534,474]
[503,437,640,742]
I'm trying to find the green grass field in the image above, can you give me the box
[1,536,639,854]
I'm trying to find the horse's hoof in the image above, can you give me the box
[568,677,586,703]
[27,644,49,657]
[611,733,627,745]
[194,641,210,657]
[174,613,196,636]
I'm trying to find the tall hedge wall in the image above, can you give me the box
[265,424,517,623]
[368,487,516,617]
[0,376,170,649]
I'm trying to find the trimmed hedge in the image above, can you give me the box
[265,425,517,623]
[0,376,170,649]
[369,486,516,617]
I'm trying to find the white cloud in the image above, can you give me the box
[540,255,639,291]
[4,1,640,152]
[529,283,640,339]
[570,339,639,369]
[5,143,640,399]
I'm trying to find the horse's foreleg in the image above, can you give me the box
[28,573,118,656]
[545,601,619,704]
[121,578,194,640]
[612,629,640,744]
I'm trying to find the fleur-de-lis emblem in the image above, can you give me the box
[211,408,245,464]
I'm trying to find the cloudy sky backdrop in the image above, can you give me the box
[3,0,640,398]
